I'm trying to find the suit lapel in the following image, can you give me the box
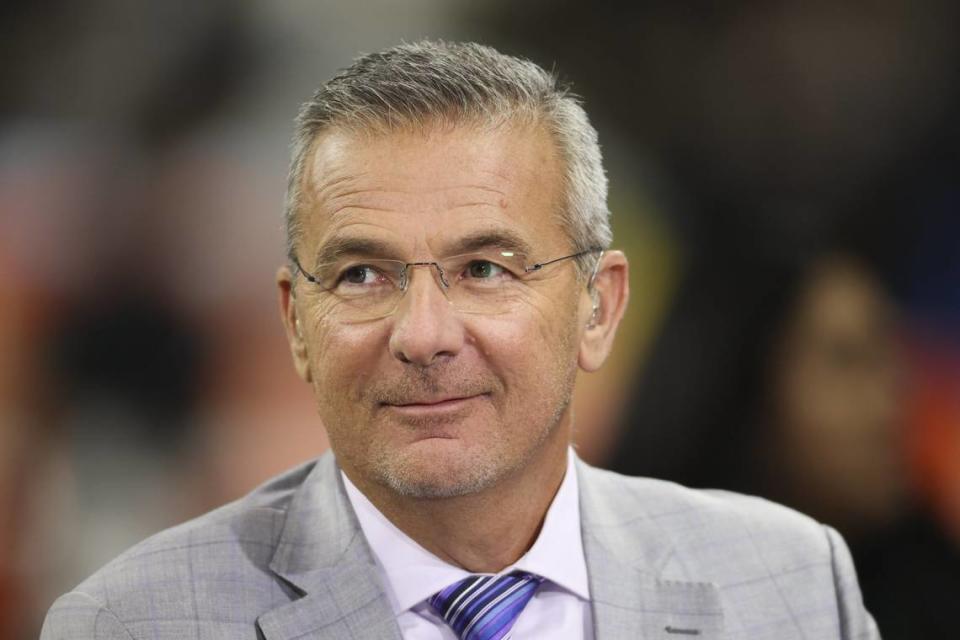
[257,453,401,640]
[577,459,726,639]
[255,452,726,639]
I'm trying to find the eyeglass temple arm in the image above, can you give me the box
[525,248,604,272]
[289,254,320,284]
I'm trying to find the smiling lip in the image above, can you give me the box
[384,395,484,414]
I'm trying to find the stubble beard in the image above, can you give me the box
[372,446,512,499]
[368,384,574,500]
[365,333,580,500]
[367,390,543,500]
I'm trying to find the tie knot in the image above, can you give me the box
[429,570,545,640]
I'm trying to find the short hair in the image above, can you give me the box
[285,40,611,277]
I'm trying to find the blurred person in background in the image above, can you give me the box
[605,242,906,517]
[752,252,907,535]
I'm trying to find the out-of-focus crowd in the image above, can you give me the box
[1,1,958,638]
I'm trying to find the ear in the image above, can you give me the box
[578,250,630,372]
[277,265,313,383]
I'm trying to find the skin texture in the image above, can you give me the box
[277,121,628,571]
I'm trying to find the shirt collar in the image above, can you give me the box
[341,448,590,615]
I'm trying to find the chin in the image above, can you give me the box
[371,446,507,499]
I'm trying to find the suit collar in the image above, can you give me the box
[576,457,726,638]
[576,456,676,578]
[267,452,357,582]
[257,451,725,639]
[258,452,401,640]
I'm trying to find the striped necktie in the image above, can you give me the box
[428,570,545,640]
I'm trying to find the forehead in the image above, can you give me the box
[298,122,567,256]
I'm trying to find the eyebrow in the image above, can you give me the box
[444,229,534,257]
[312,236,401,267]
[310,227,536,267]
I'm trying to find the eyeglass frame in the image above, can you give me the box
[288,246,605,305]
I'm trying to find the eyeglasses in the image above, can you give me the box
[290,247,603,322]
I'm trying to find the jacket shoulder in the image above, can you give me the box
[578,463,836,581]
[579,463,879,638]
[43,458,322,639]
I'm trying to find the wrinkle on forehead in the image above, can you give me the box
[324,184,510,219]
[301,123,550,217]
[296,122,566,262]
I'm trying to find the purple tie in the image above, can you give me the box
[428,570,545,640]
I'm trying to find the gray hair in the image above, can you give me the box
[285,40,611,277]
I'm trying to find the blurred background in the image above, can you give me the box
[1,1,958,637]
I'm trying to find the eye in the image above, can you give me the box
[465,260,507,279]
[337,265,385,286]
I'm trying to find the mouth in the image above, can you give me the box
[382,394,488,417]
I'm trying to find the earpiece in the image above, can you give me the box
[587,291,600,329]
[586,252,604,329]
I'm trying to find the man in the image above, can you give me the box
[42,41,879,639]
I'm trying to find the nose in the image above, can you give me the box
[388,265,465,366]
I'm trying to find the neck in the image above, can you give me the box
[350,432,570,573]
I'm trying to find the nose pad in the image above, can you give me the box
[400,262,451,297]
[390,262,455,319]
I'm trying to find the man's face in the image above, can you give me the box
[280,122,592,499]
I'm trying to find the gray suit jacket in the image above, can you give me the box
[42,452,880,639]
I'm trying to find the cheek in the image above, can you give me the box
[306,314,384,401]
[528,290,582,361]
[474,301,580,390]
